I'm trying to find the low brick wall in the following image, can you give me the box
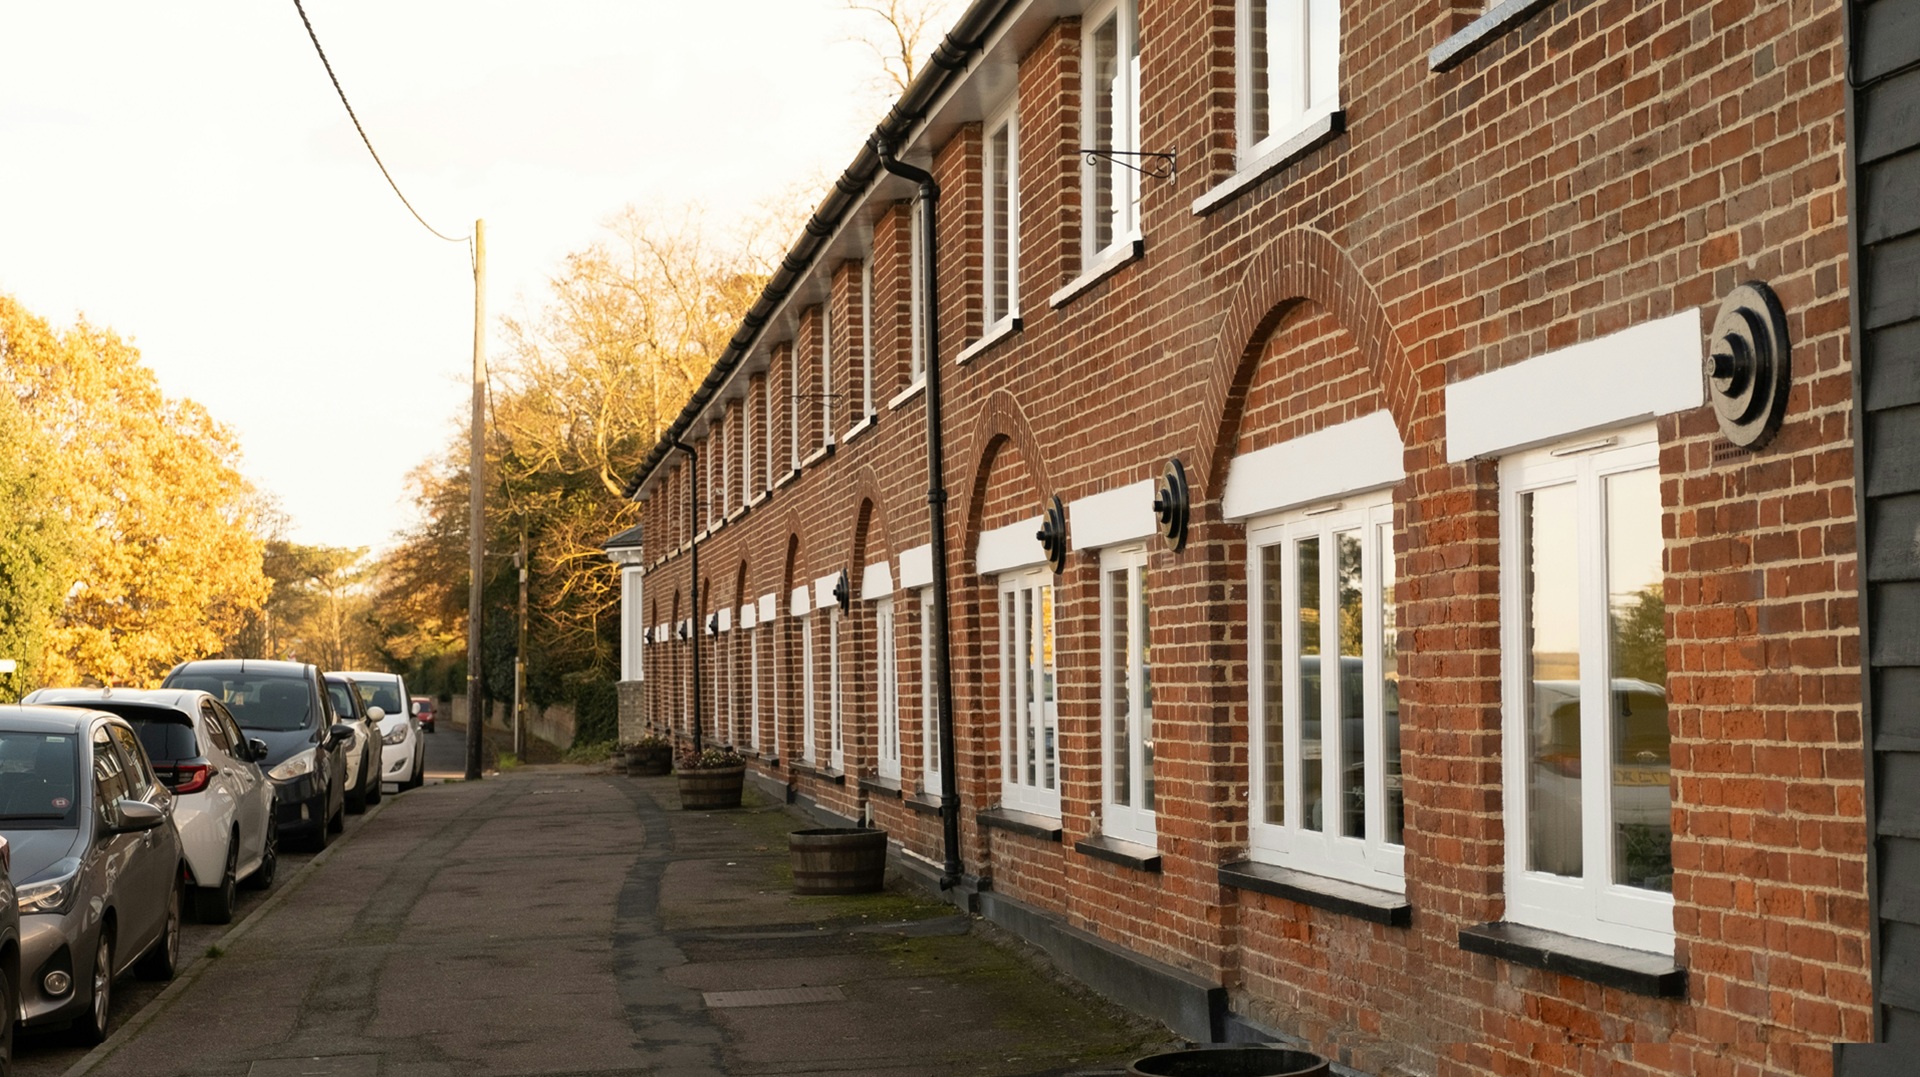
[617,680,646,745]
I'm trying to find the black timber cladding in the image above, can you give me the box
[1848,0,1920,1055]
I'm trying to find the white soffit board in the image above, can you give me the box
[758,593,777,623]
[739,603,756,630]
[814,573,841,610]
[976,515,1046,575]
[1445,309,1703,462]
[899,545,934,590]
[862,560,895,600]
[790,586,810,618]
[1223,411,1406,521]
[1068,480,1156,550]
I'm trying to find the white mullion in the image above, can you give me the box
[1578,463,1608,907]
[1282,532,1302,838]
[1000,587,1014,793]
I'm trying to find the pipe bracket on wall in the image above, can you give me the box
[1152,459,1190,552]
[1707,280,1791,451]
[1037,495,1068,574]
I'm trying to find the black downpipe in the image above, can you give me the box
[874,138,963,891]
[672,440,703,757]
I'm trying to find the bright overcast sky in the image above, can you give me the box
[0,1,942,552]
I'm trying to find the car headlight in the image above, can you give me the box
[18,858,82,916]
[268,748,318,781]
[381,725,408,745]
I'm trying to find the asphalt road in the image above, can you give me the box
[13,742,457,1077]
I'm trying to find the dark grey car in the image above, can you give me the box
[0,705,183,1043]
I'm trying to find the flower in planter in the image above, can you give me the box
[633,735,671,751]
[677,744,745,771]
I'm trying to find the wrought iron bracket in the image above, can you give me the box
[1080,148,1176,182]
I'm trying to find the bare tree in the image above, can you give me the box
[842,0,966,97]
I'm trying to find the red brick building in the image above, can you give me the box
[615,0,1878,1072]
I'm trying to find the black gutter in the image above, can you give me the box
[671,440,702,756]
[873,139,963,892]
[621,0,1004,499]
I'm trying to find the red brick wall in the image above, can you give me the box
[635,0,1863,1073]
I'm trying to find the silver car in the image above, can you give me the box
[0,705,183,1043]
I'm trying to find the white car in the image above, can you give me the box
[22,687,276,923]
[340,671,425,790]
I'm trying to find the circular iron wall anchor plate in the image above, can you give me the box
[832,570,851,612]
[1708,280,1792,450]
[1152,458,1190,552]
[1037,495,1068,574]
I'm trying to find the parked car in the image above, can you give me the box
[22,688,278,924]
[0,835,21,1070]
[323,674,384,814]
[161,660,354,852]
[0,705,183,1043]
[340,672,425,790]
[411,696,437,734]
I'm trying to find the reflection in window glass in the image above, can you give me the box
[1525,484,1581,878]
[1262,544,1286,826]
[1109,565,1131,807]
[1041,585,1056,790]
[1337,530,1365,838]
[1297,536,1322,832]
[1138,562,1153,811]
[1089,13,1119,253]
[1608,467,1671,892]
[1381,521,1403,845]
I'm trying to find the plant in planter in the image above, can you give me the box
[627,735,672,776]
[675,744,746,810]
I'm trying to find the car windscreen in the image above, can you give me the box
[357,679,403,716]
[0,731,81,827]
[191,674,314,732]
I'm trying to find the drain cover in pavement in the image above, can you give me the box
[703,985,846,1008]
[247,1056,380,1077]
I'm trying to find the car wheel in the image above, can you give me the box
[309,779,332,852]
[77,930,112,1045]
[135,879,181,981]
[346,760,369,815]
[0,961,16,1076]
[192,834,239,924]
[328,778,346,833]
[366,765,382,805]
[406,746,425,790]
[245,821,278,890]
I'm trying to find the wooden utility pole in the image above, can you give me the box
[514,528,528,759]
[466,218,487,781]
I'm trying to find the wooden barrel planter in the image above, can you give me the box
[676,765,745,809]
[628,746,672,776]
[1128,1048,1329,1077]
[789,828,889,895]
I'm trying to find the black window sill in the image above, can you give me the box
[858,775,903,799]
[788,761,846,785]
[1074,835,1161,873]
[905,792,942,816]
[1458,922,1686,998]
[1429,0,1555,72]
[1218,861,1410,927]
[754,751,781,769]
[978,807,1063,843]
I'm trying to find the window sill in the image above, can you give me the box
[1458,921,1685,998]
[1192,111,1346,217]
[859,774,903,798]
[748,490,771,510]
[956,317,1023,366]
[1219,861,1409,927]
[905,791,942,816]
[1048,238,1144,310]
[724,505,748,525]
[775,468,799,491]
[842,414,878,446]
[788,761,847,785]
[978,807,1063,842]
[1429,0,1555,71]
[799,443,835,470]
[888,379,927,411]
[1074,834,1161,873]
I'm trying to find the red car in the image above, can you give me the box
[411,696,437,734]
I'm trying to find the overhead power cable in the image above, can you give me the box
[291,0,469,246]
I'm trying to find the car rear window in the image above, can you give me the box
[357,679,403,716]
[0,731,81,828]
[129,720,198,763]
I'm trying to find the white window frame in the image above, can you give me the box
[819,305,834,448]
[920,587,940,793]
[1100,544,1154,845]
[908,205,927,385]
[1081,0,1141,265]
[1235,0,1341,166]
[750,621,763,752]
[765,374,777,490]
[718,624,733,745]
[801,611,817,764]
[1246,492,1403,891]
[876,596,900,781]
[741,394,753,502]
[998,567,1059,817]
[860,259,875,420]
[1500,423,1674,955]
[983,98,1020,332]
[722,413,733,517]
[829,605,844,772]
[788,357,801,472]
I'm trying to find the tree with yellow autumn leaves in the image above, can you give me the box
[0,295,269,691]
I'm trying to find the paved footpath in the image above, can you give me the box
[59,763,1167,1077]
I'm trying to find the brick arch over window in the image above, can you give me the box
[1196,227,1420,501]
[844,466,892,583]
[958,388,1053,563]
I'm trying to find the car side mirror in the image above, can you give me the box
[248,738,269,762]
[114,799,167,834]
[366,706,386,723]
[328,723,356,747]
[411,701,423,716]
